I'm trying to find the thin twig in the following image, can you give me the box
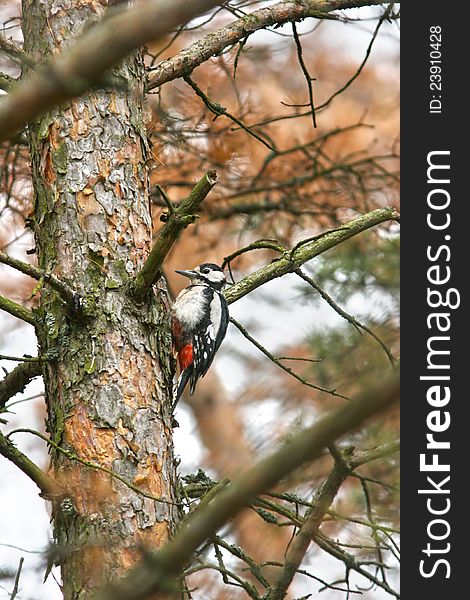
[233,36,248,78]
[292,22,317,129]
[316,3,395,112]
[0,354,45,363]
[277,355,322,363]
[230,316,349,400]
[326,509,400,535]
[221,239,286,271]
[294,267,396,366]
[261,560,362,594]
[155,184,175,213]
[184,75,276,150]
[252,122,372,182]
[185,560,260,599]
[9,557,24,600]
[358,476,389,586]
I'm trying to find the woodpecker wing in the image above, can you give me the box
[189,289,229,393]
[213,291,229,356]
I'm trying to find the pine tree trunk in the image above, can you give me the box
[22,1,178,597]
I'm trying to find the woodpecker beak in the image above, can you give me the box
[175,269,197,279]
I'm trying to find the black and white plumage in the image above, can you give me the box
[171,263,229,403]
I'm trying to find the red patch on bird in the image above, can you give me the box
[178,344,193,370]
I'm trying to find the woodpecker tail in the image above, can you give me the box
[174,365,193,405]
[173,342,194,406]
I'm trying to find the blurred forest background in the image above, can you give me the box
[0,1,399,598]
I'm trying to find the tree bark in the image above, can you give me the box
[22,1,177,597]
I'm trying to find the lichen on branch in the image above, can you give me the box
[146,0,386,91]
[0,431,64,499]
[132,169,218,300]
[0,294,36,326]
[0,250,78,308]
[225,206,399,305]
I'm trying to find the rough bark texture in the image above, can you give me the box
[22,1,178,597]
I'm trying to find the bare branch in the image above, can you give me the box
[0,251,78,308]
[265,455,350,600]
[312,533,400,597]
[225,207,399,305]
[146,0,385,91]
[9,556,24,600]
[294,267,396,366]
[0,35,35,68]
[316,2,395,112]
[291,22,317,130]
[0,430,63,499]
[0,0,219,141]
[8,428,181,508]
[184,75,275,150]
[132,169,217,300]
[230,316,348,399]
[0,361,42,410]
[95,376,399,600]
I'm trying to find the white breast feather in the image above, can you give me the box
[173,288,206,329]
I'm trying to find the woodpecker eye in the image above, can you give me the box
[201,268,210,274]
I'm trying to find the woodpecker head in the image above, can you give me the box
[175,263,226,290]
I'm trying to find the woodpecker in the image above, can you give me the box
[172,263,229,403]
